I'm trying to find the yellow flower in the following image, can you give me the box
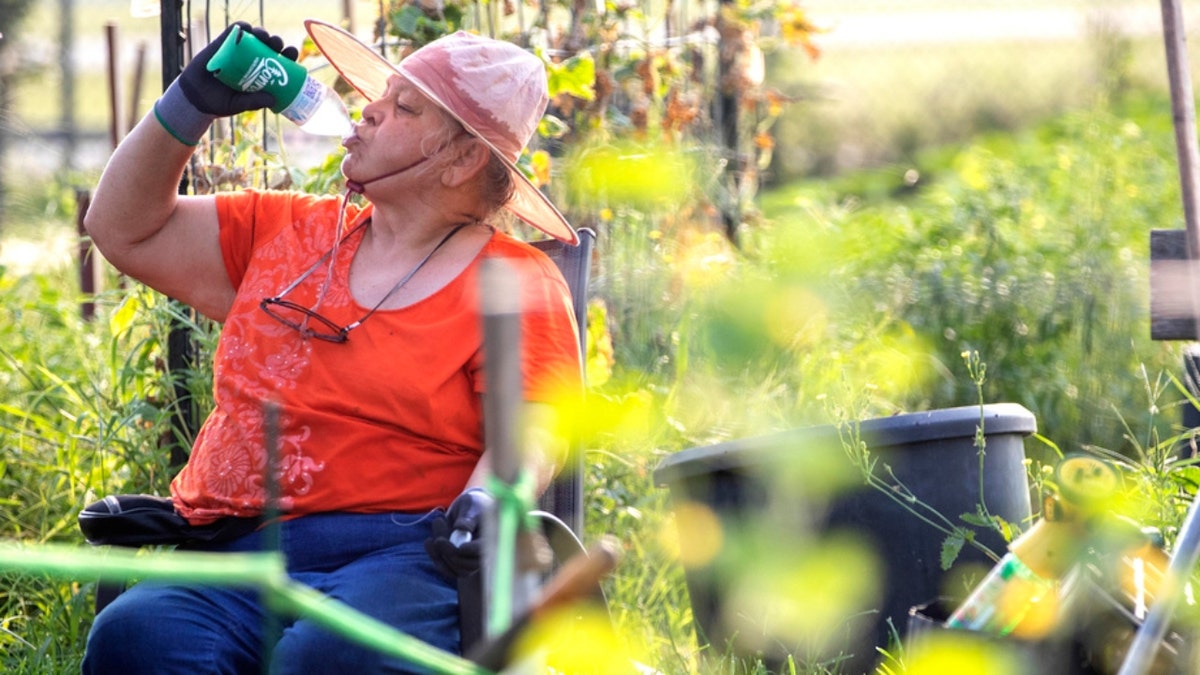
[530,150,552,188]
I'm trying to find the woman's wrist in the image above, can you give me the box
[153,80,217,146]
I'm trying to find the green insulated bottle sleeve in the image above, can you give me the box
[206,25,304,115]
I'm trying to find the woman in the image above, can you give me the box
[81,20,581,674]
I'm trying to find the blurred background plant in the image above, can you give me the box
[5,0,1200,673]
[0,0,39,222]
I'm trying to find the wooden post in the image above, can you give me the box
[1150,0,1200,337]
[127,41,147,135]
[480,257,526,638]
[377,0,388,57]
[1125,6,1200,673]
[716,0,742,246]
[342,0,356,34]
[59,0,76,171]
[1163,0,1200,258]
[105,22,122,149]
[161,0,196,468]
[76,189,94,321]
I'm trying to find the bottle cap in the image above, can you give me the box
[1054,453,1122,508]
[207,25,305,114]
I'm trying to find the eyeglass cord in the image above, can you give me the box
[341,221,470,332]
[269,189,470,338]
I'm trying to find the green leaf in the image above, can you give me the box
[547,53,596,101]
[390,5,426,39]
[109,293,142,338]
[959,511,989,527]
[537,114,570,140]
[941,533,965,570]
[442,4,464,27]
[1170,466,1200,489]
[992,515,1015,543]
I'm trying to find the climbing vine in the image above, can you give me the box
[353,0,822,241]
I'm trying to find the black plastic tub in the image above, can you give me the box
[654,403,1037,672]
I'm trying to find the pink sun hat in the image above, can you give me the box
[304,20,578,245]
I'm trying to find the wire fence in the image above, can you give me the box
[6,1,1200,186]
[768,0,1200,182]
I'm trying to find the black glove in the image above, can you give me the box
[179,22,298,116]
[425,488,494,580]
[154,23,298,145]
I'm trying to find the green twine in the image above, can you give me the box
[484,470,537,637]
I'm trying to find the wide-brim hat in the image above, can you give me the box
[305,19,578,245]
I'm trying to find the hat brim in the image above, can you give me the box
[305,20,578,245]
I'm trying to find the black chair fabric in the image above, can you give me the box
[530,228,595,539]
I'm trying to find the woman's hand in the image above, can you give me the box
[425,488,493,579]
[178,22,298,117]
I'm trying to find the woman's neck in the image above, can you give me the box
[366,205,469,250]
[347,217,492,311]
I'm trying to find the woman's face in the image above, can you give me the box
[340,75,461,191]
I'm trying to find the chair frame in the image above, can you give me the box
[529,227,595,538]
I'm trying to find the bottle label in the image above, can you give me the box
[207,26,304,115]
[945,553,1056,636]
[237,56,291,96]
[279,77,323,126]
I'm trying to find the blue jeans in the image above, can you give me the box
[82,511,460,674]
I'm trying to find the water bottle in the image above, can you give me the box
[945,516,1081,638]
[205,25,352,137]
[944,551,1058,636]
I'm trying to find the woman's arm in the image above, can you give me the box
[466,401,568,498]
[84,115,234,320]
[83,22,293,322]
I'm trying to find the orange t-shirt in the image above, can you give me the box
[171,190,581,525]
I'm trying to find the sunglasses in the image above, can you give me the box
[259,219,467,343]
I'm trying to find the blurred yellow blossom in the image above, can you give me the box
[673,229,737,290]
[565,141,695,210]
[513,603,633,675]
[586,301,615,387]
[764,285,828,350]
[723,533,880,655]
[906,633,1023,675]
[530,150,552,188]
[777,4,824,60]
[663,500,724,568]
